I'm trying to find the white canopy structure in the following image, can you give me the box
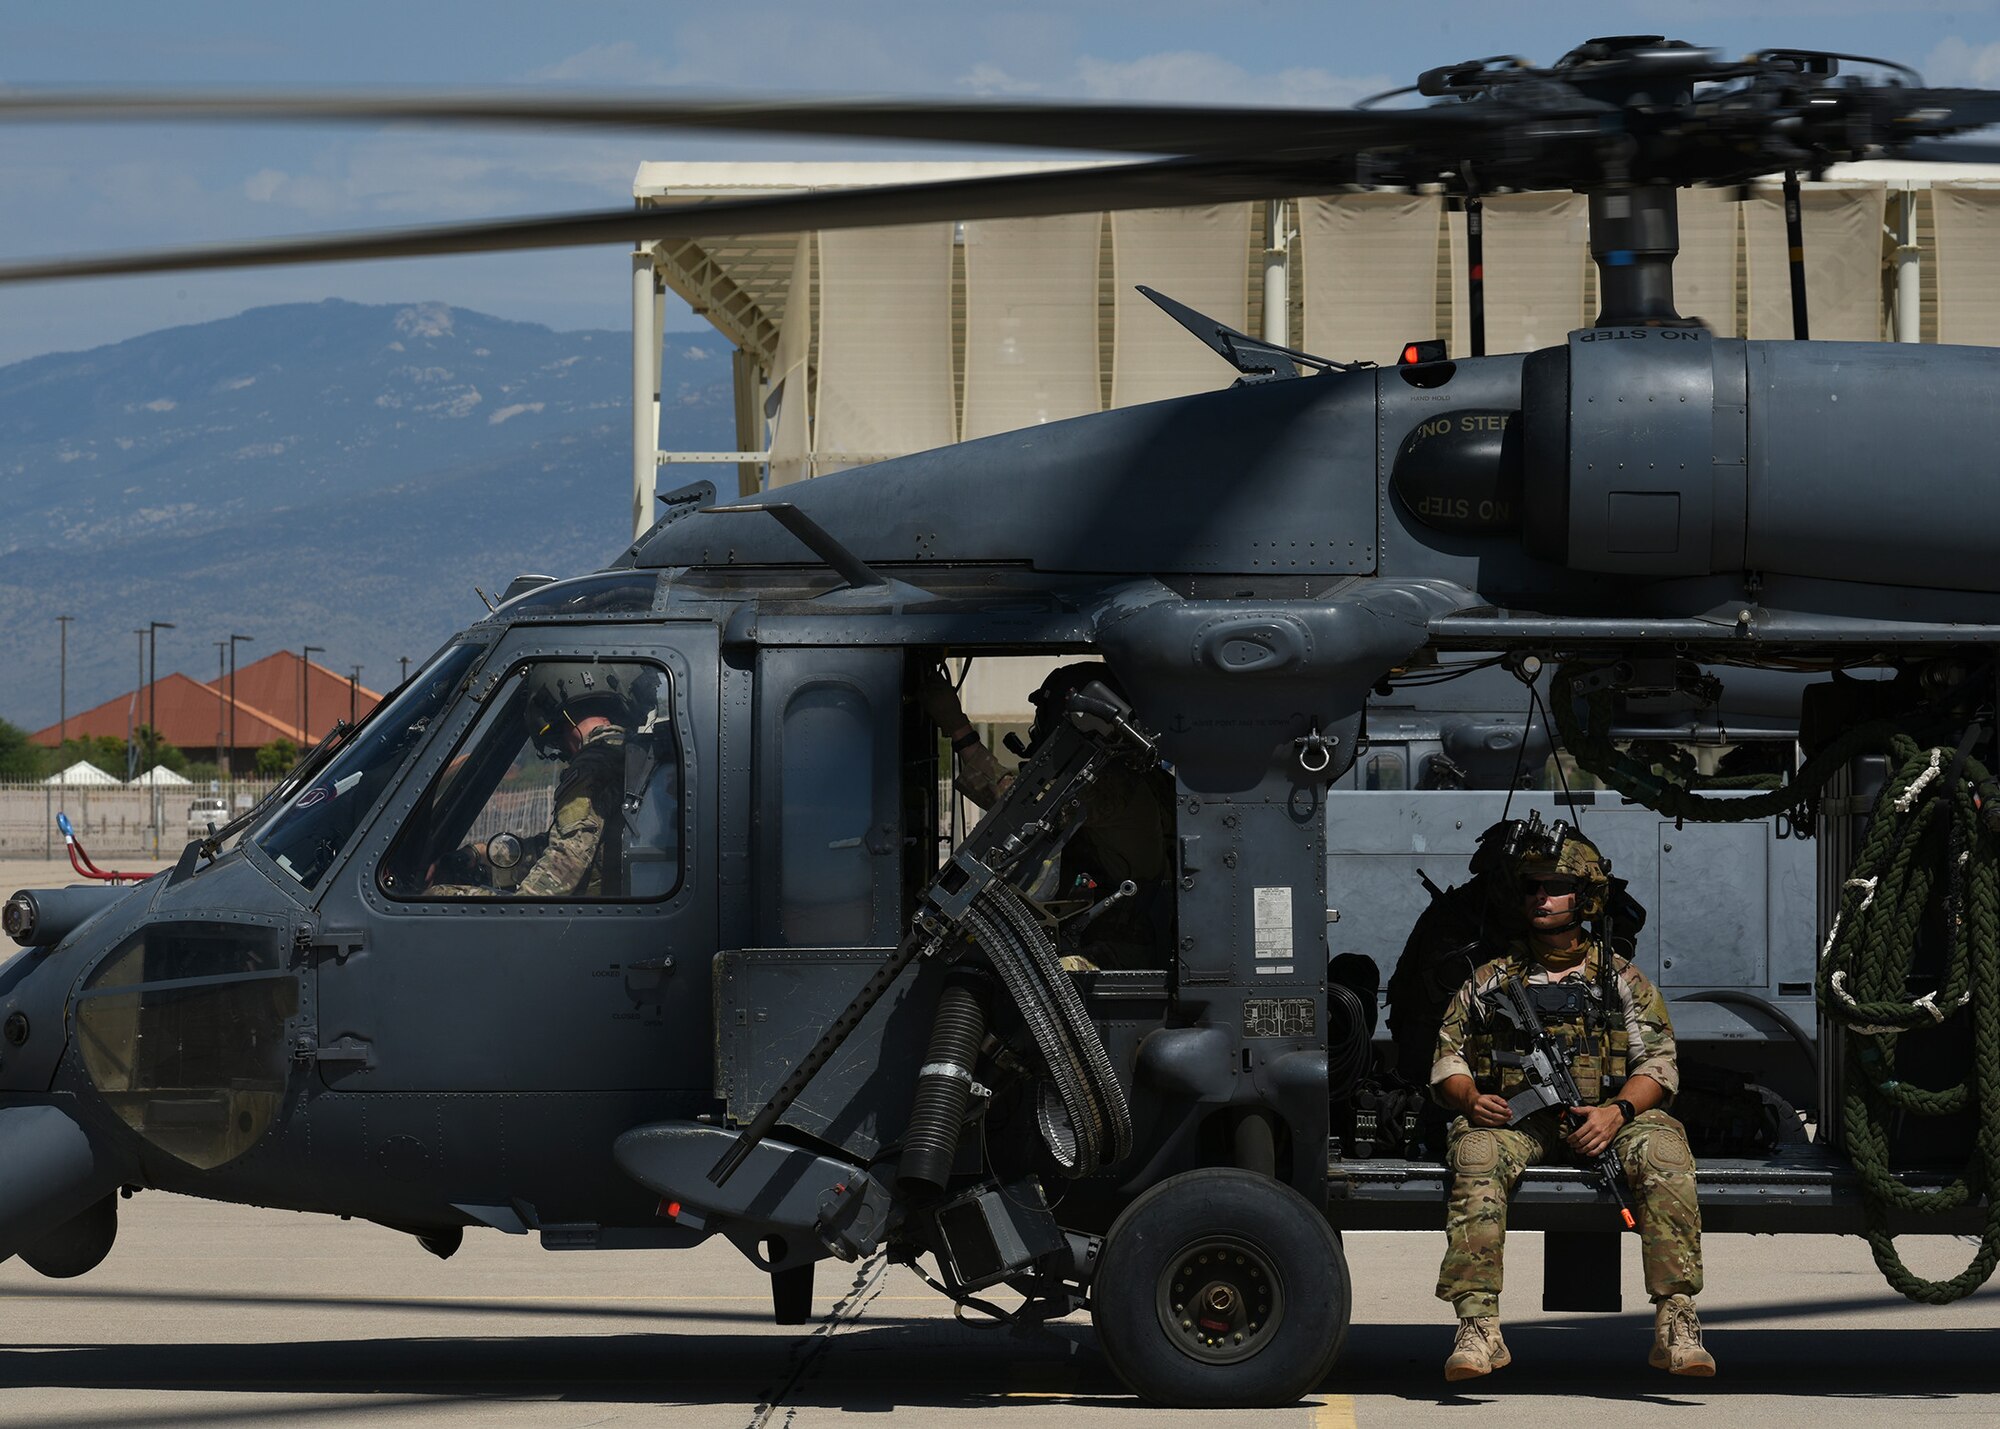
[131,765,192,787]
[44,761,121,787]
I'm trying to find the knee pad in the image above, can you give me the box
[1452,1129,1501,1175]
[1642,1127,1693,1174]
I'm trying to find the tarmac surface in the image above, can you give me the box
[3,1171,1999,1426]
[4,856,1999,1424]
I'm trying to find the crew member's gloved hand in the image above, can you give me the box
[919,663,971,735]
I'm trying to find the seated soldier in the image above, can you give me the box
[1431,822,1713,1381]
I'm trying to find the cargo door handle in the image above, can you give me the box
[314,1036,375,1068]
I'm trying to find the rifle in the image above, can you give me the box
[1485,970,1638,1231]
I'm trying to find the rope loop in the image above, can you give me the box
[1553,669,2000,1304]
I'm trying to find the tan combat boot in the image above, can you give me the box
[1649,1294,1716,1376]
[1444,1315,1511,1381]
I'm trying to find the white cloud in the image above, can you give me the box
[489,401,545,424]
[241,166,348,217]
[955,50,1392,108]
[1072,53,1393,107]
[957,62,1046,97]
[532,40,675,85]
[1926,37,2000,87]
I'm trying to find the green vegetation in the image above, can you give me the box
[54,735,130,779]
[0,719,42,778]
[254,739,300,776]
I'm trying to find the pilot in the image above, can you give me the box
[1430,827,1712,1381]
[920,661,1171,969]
[429,663,630,898]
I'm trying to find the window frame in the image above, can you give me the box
[377,653,688,905]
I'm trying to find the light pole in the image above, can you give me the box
[302,644,324,746]
[146,620,175,767]
[215,640,228,776]
[146,620,175,853]
[55,614,73,748]
[349,666,362,723]
[400,655,410,685]
[228,633,253,781]
[129,629,144,780]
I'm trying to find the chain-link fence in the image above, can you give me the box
[0,779,284,858]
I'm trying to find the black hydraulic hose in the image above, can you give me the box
[899,969,991,1193]
[1327,983,1375,1101]
[1676,988,1819,1083]
[980,882,1133,1173]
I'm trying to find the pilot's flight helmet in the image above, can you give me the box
[1514,828,1611,918]
[524,662,634,756]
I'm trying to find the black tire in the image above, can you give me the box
[1091,1167,1350,1408]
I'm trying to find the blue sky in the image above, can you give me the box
[3,0,1999,364]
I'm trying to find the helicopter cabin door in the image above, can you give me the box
[317,624,717,1093]
[749,647,906,948]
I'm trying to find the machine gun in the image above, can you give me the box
[709,679,1155,1189]
[1485,970,1638,1232]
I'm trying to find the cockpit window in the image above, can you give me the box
[256,643,481,890]
[497,571,657,619]
[380,657,683,902]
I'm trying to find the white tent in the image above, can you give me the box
[132,765,193,787]
[44,761,121,786]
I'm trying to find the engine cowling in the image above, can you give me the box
[1522,328,2000,593]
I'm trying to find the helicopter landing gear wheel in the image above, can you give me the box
[1091,1168,1350,1408]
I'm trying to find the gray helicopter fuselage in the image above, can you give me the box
[8,324,2000,1269]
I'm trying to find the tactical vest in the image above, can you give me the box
[553,728,626,896]
[1466,939,1629,1106]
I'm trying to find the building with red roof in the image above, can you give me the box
[29,651,380,774]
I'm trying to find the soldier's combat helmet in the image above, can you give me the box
[1023,661,1122,756]
[523,662,635,757]
[1513,825,1612,919]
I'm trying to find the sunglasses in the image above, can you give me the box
[1523,877,1581,898]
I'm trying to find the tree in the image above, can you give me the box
[133,725,190,776]
[0,719,46,779]
[255,739,299,776]
[52,735,127,779]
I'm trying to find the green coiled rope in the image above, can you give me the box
[1815,733,2000,1303]
[1552,668,2000,1303]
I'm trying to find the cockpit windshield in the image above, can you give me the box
[256,643,482,890]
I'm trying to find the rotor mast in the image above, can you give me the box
[1586,183,1686,326]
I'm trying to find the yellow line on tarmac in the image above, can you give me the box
[1312,1395,1359,1428]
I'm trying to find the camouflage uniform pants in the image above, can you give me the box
[1436,1108,1703,1318]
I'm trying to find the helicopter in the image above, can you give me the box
[7,33,2000,1407]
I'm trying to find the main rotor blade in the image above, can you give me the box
[0,87,1485,159]
[0,155,1342,284]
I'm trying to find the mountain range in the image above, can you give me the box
[0,300,735,732]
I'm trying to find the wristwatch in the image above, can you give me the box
[1612,1098,1637,1124]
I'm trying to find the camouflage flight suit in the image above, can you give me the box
[431,726,625,898]
[1431,937,1702,1318]
[515,724,625,897]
